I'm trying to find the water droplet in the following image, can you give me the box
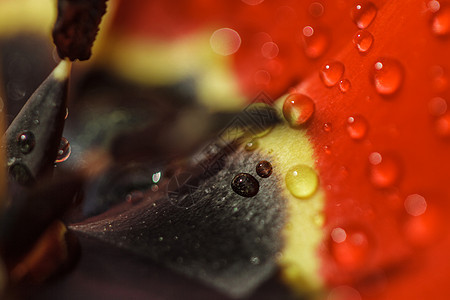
[65,107,69,120]
[6,81,26,101]
[428,0,441,13]
[351,2,377,29]
[285,164,319,199]
[328,285,362,300]
[369,153,401,188]
[404,206,443,247]
[231,173,259,197]
[353,30,374,53]
[282,93,315,127]
[152,171,162,183]
[430,66,448,92]
[431,5,450,36]
[319,61,345,87]
[242,0,264,5]
[245,139,259,151]
[16,131,35,154]
[302,26,328,58]
[261,42,279,59]
[9,163,34,185]
[346,115,369,140]
[323,122,332,132]
[372,58,404,95]
[256,160,272,178]
[323,145,332,155]
[250,256,260,264]
[309,2,324,18]
[210,28,241,56]
[428,97,448,116]
[55,137,71,163]
[435,112,450,138]
[404,194,427,216]
[339,79,351,93]
[254,69,271,85]
[125,191,145,204]
[330,227,371,271]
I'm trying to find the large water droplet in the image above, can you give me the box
[302,26,328,59]
[431,5,450,36]
[353,30,374,53]
[404,194,427,216]
[17,131,35,154]
[319,61,345,87]
[285,164,319,199]
[55,137,71,163]
[231,173,259,197]
[256,160,272,178]
[282,93,315,127]
[346,115,369,140]
[372,58,404,95]
[351,2,377,29]
[369,152,401,188]
[330,227,371,271]
[210,28,241,56]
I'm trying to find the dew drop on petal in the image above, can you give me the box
[55,137,71,163]
[256,160,273,178]
[302,26,328,59]
[245,139,259,151]
[339,79,351,93]
[434,112,450,138]
[346,115,369,140]
[430,66,448,92]
[328,285,362,300]
[404,194,427,216]
[404,206,443,247]
[125,191,145,204]
[353,30,374,53]
[431,5,450,36]
[254,69,271,85]
[428,0,441,13]
[351,2,377,29]
[369,153,401,188]
[17,131,35,154]
[309,2,324,18]
[231,173,259,197]
[329,227,371,271]
[428,97,447,116]
[323,122,332,132]
[372,58,404,96]
[320,61,345,87]
[285,164,319,199]
[323,145,332,155]
[261,41,279,59]
[282,94,315,127]
[210,28,241,56]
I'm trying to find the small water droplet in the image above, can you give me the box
[369,153,401,188]
[250,256,260,264]
[404,194,427,216]
[17,131,35,154]
[428,0,441,13]
[282,93,315,127]
[9,163,34,185]
[256,160,272,178]
[353,30,374,53]
[254,69,271,85]
[430,66,448,92]
[429,97,448,116]
[346,115,369,140]
[404,206,443,247]
[431,5,450,36]
[372,58,404,95]
[339,79,351,93]
[329,227,371,271]
[210,28,241,56]
[435,112,450,138]
[231,173,259,197]
[245,139,259,151]
[302,26,328,58]
[320,61,345,87]
[152,171,162,183]
[55,137,71,163]
[323,122,332,132]
[125,191,145,204]
[309,2,324,18]
[351,2,377,29]
[285,164,319,199]
[323,145,332,155]
[261,41,279,59]
[328,285,362,300]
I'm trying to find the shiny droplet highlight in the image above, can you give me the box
[282,93,315,127]
[351,2,377,29]
[369,153,401,188]
[302,26,328,59]
[330,227,371,270]
[256,160,272,178]
[431,5,450,36]
[285,164,319,199]
[320,61,345,87]
[231,173,259,197]
[17,131,35,154]
[372,58,404,95]
[339,79,351,93]
[353,30,373,53]
[404,194,427,216]
[346,115,368,140]
[55,137,71,163]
